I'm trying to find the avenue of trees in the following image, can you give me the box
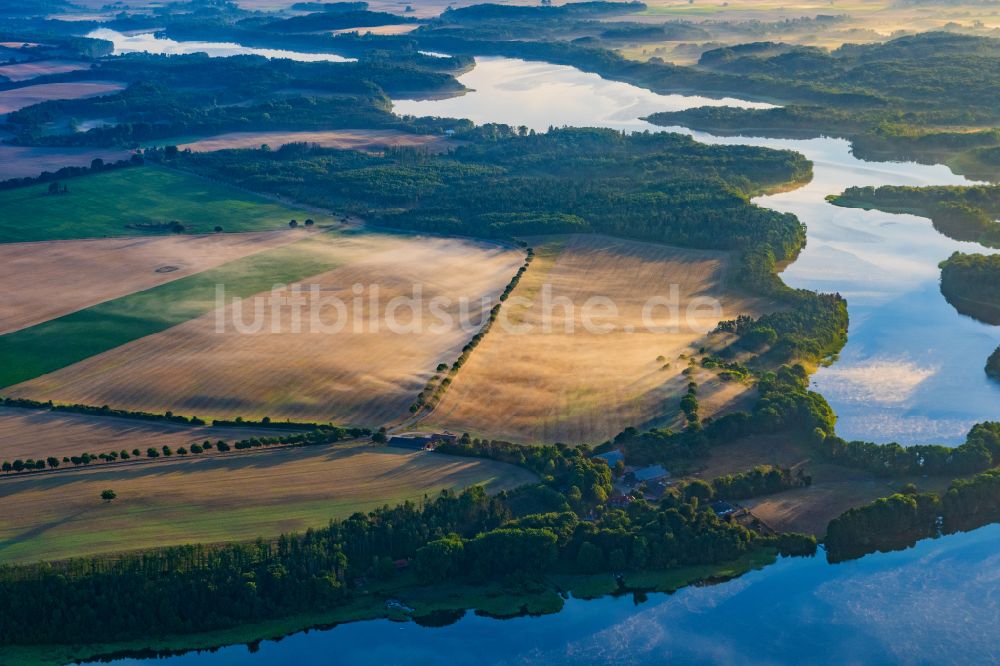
[0,428,364,477]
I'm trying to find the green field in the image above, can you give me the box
[0,165,330,243]
[0,234,348,387]
[0,443,537,563]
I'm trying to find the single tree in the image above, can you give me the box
[101,489,117,502]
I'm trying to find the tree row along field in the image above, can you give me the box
[424,234,774,444]
[3,232,525,425]
[0,442,536,563]
[0,405,301,461]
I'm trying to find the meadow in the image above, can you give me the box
[0,442,536,563]
[0,165,333,243]
[4,233,524,425]
[425,234,771,444]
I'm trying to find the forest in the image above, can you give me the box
[2,50,472,147]
[178,128,810,285]
[642,33,1000,175]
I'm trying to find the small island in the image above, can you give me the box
[939,252,1000,382]
[939,252,1000,325]
[829,185,1000,248]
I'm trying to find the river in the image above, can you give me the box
[84,52,1000,665]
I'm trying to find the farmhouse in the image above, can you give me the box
[633,465,670,483]
[710,500,737,517]
[593,450,625,467]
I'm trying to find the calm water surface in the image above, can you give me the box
[100,525,1000,666]
[396,56,1000,445]
[87,29,356,62]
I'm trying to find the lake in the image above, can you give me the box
[87,29,357,63]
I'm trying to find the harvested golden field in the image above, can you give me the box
[0,406,293,461]
[0,81,125,114]
[0,442,536,563]
[176,129,456,153]
[0,59,89,82]
[424,234,771,444]
[7,233,524,425]
[0,230,304,334]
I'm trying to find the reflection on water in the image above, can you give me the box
[100,525,1000,665]
[395,57,1000,444]
[87,29,356,62]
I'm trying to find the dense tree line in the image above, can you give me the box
[598,363,836,469]
[717,290,849,360]
[260,10,415,33]
[987,346,1000,381]
[644,33,1000,176]
[438,434,614,506]
[817,421,1000,478]
[706,465,806,500]
[0,426,367,477]
[825,468,1000,561]
[0,396,208,426]
[0,396,368,434]
[441,2,645,22]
